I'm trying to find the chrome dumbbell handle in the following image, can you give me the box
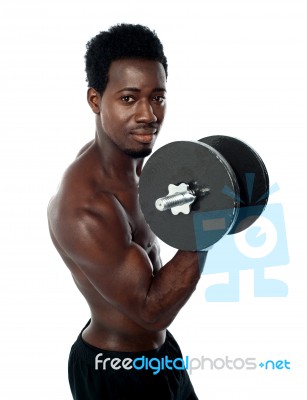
[155,183,209,215]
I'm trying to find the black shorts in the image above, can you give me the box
[68,321,198,400]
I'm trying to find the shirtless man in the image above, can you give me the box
[48,23,207,399]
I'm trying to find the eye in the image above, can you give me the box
[153,95,166,104]
[121,95,135,103]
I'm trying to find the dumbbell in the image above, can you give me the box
[138,135,269,251]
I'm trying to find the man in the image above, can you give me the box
[48,23,207,399]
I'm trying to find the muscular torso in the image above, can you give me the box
[48,141,166,351]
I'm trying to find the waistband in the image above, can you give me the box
[71,320,175,365]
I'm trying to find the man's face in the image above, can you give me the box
[98,58,167,158]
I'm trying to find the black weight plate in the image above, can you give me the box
[199,136,269,234]
[139,141,240,250]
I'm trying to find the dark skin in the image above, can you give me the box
[48,59,207,352]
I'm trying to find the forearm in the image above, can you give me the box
[141,250,207,330]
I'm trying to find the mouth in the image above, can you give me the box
[130,129,157,144]
[131,133,155,144]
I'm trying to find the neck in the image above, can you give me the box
[93,131,144,186]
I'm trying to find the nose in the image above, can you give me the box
[135,99,158,123]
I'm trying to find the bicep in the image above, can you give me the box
[148,241,163,275]
[52,199,154,325]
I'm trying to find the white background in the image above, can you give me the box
[1,0,306,398]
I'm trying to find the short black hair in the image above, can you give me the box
[85,23,168,94]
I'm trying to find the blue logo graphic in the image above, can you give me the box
[193,183,289,302]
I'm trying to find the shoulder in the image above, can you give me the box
[48,161,131,258]
[48,189,132,268]
[76,140,95,157]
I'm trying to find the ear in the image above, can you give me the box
[87,88,101,114]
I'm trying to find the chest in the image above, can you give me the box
[115,189,156,250]
[114,188,162,274]
[128,202,156,252]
